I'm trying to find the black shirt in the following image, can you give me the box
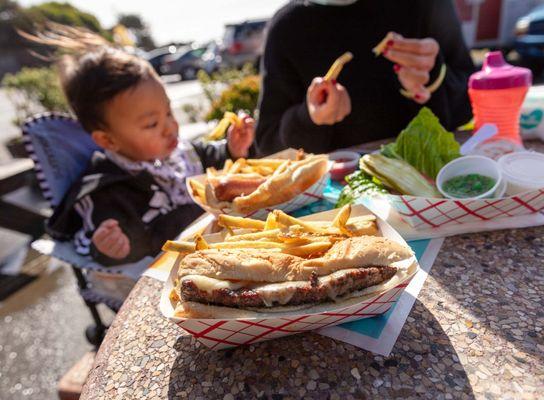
[255,0,475,155]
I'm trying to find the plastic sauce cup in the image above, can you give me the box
[436,155,503,199]
[328,150,360,181]
[497,151,544,195]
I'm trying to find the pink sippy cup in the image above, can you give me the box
[468,51,532,158]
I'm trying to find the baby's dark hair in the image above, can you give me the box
[20,23,156,132]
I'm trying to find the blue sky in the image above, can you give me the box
[19,0,288,45]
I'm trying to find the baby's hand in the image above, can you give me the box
[227,113,255,159]
[92,219,131,260]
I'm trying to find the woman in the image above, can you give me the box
[255,0,475,155]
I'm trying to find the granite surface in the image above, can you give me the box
[81,141,544,400]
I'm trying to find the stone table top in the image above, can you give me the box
[81,141,544,400]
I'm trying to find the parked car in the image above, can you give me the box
[160,46,206,80]
[200,41,223,75]
[145,45,177,75]
[219,19,268,70]
[514,4,544,74]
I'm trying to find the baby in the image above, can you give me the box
[34,26,254,265]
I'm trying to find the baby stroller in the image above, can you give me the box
[22,113,152,346]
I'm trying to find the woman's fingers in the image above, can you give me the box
[335,85,351,122]
[396,65,430,92]
[384,49,436,71]
[390,36,439,56]
[307,78,351,125]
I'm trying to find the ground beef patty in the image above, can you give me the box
[179,266,397,308]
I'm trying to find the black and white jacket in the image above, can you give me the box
[47,139,229,266]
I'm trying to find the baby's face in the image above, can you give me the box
[100,76,179,161]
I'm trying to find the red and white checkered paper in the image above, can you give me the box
[159,206,419,350]
[187,149,330,220]
[378,189,544,230]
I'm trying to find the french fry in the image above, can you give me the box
[218,214,266,230]
[195,234,210,250]
[273,210,326,234]
[324,52,353,81]
[281,241,332,257]
[372,32,394,57]
[246,158,285,168]
[400,64,447,99]
[206,112,241,141]
[332,204,351,228]
[272,160,291,177]
[222,159,233,174]
[254,166,275,176]
[212,241,284,250]
[225,229,282,242]
[332,204,353,236]
[276,234,311,245]
[228,158,246,174]
[162,240,196,253]
[188,179,206,202]
[264,212,279,230]
[206,167,218,180]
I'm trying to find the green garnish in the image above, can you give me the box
[336,170,388,207]
[443,174,496,198]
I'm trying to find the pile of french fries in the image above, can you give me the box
[187,150,307,206]
[162,205,378,259]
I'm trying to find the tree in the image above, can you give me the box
[24,2,106,34]
[117,13,155,50]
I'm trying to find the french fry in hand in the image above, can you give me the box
[400,64,447,99]
[372,32,394,57]
[217,215,266,230]
[324,51,353,81]
[206,111,241,141]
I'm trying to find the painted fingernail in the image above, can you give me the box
[331,79,337,85]
[386,40,394,47]
[393,64,401,73]
[414,93,422,100]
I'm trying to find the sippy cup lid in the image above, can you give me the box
[469,51,532,90]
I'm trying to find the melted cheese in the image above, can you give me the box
[180,275,245,292]
[183,268,367,307]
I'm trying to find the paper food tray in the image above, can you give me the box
[187,148,330,220]
[359,188,544,230]
[159,205,419,350]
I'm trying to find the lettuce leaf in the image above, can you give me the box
[382,107,460,179]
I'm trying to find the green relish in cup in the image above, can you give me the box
[442,174,496,198]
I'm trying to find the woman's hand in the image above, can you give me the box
[227,113,255,159]
[306,77,351,125]
[382,32,440,104]
[92,219,130,260]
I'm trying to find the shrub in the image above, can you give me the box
[204,74,260,122]
[196,64,260,121]
[2,66,70,126]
